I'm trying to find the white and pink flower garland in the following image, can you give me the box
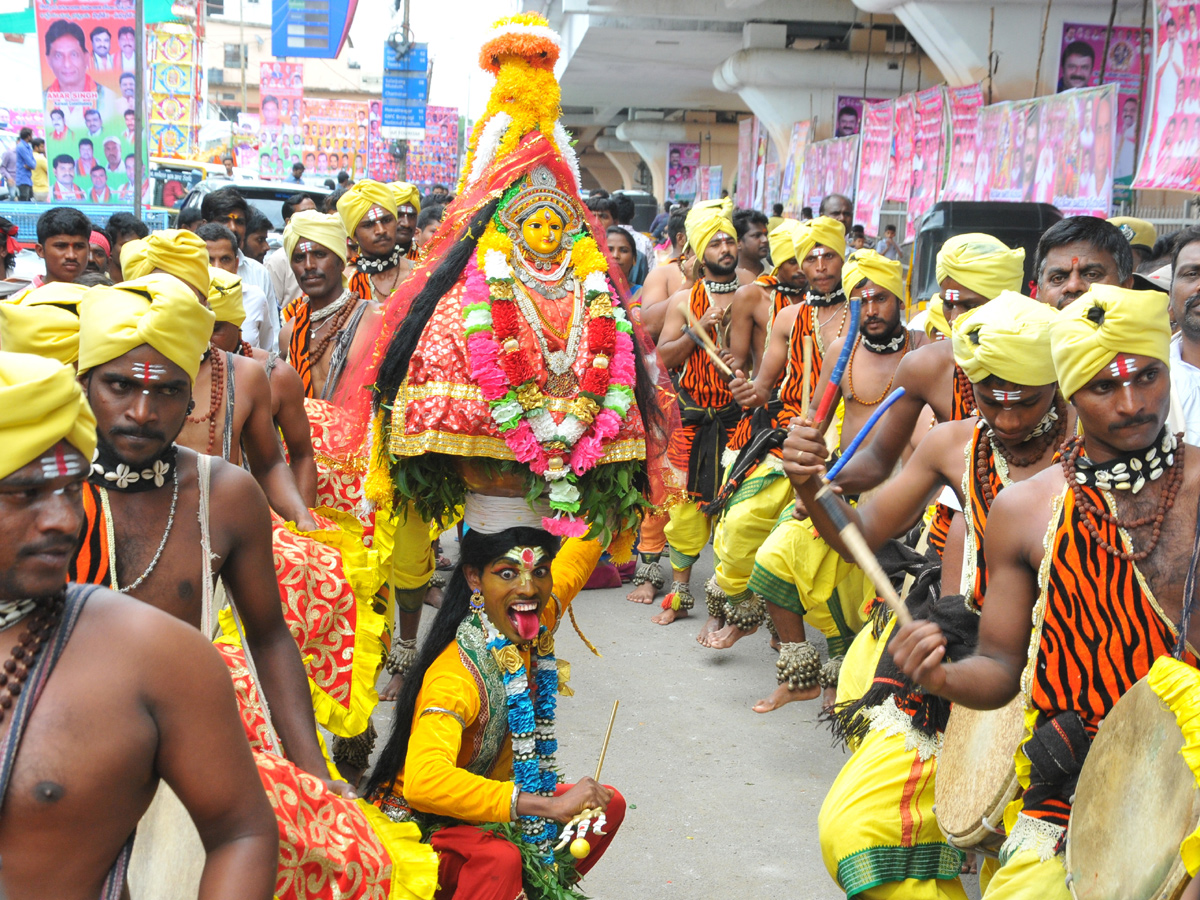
[462,248,637,537]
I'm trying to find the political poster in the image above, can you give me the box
[149,22,202,159]
[885,93,916,203]
[854,101,893,235]
[905,86,947,241]
[1,109,46,137]
[301,98,368,178]
[253,62,304,179]
[1059,23,1150,201]
[803,135,858,213]
[779,120,812,216]
[34,0,145,204]
[667,142,700,203]
[405,105,459,188]
[751,120,770,210]
[1135,4,1200,192]
[735,117,755,208]
[834,95,889,137]
[941,84,986,201]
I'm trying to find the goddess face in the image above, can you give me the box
[520,206,566,257]
[466,545,553,644]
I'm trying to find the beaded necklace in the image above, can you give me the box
[185,348,225,454]
[846,330,910,406]
[479,611,560,862]
[308,293,359,367]
[974,397,1067,508]
[1060,430,1184,562]
[0,591,64,727]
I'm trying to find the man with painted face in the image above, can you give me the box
[388,181,423,260]
[889,285,1197,900]
[365,505,624,900]
[0,351,279,900]
[68,274,436,900]
[1033,215,1134,310]
[338,179,413,302]
[651,199,743,624]
[788,292,1065,900]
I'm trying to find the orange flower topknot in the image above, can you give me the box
[478,14,560,75]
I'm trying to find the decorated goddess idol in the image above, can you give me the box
[350,12,676,900]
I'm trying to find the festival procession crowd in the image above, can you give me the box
[5,10,1200,900]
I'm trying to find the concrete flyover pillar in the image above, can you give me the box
[613,119,741,203]
[594,135,642,193]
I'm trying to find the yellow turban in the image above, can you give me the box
[119,230,212,298]
[0,350,97,481]
[1108,216,1157,250]
[337,179,399,235]
[842,249,905,304]
[78,274,215,384]
[1051,284,1171,400]
[0,282,87,364]
[283,211,349,289]
[388,181,422,214]
[795,216,847,263]
[952,291,1058,386]
[685,198,735,256]
[207,268,245,328]
[935,233,1025,301]
[924,295,950,340]
[768,220,804,275]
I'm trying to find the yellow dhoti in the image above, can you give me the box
[748,502,872,657]
[982,842,1069,899]
[712,467,793,625]
[820,709,967,899]
[663,499,711,571]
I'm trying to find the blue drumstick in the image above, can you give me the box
[824,387,906,481]
[812,298,861,425]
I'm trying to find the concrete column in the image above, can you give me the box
[614,120,741,202]
[594,135,641,192]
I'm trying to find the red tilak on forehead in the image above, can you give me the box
[1071,257,1079,267]
[40,445,82,479]
[1110,356,1138,379]
[943,289,960,303]
[365,204,389,222]
[297,240,318,254]
[54,444,68,476]
[992,389,1023,404]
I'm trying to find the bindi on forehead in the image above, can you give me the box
[131,362,167,393]
[502,546,547,571]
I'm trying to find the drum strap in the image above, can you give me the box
[1173,487,1200,659]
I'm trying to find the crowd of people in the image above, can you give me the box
[3,10,1200,900]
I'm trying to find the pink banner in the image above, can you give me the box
[735,117,755,208]
[779,121,812,215]
[1135,5,1199,192]
[405,105,459,189]
[885,94,916,202]
[905,86,948,241]
[854,101,893,235]
[942,84,986,201]
[803,135,859,213]
[834,95,888,137]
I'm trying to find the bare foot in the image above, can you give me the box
[651,606,688,625]
[960,852,978,875]
[752,681,821,713]
[379,673,404,702]
[424,584,443,609]
[626,581,657,604]
[695,615,724,644]
[701,622,758,649]
[821,686,837,712]
[770,635,780,651]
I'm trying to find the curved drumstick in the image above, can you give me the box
[682,305,734,379]
[812,298,861,427]
[825,388,906,481]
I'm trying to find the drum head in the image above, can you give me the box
[935,694,1026,846]
[1067,678,1199,900]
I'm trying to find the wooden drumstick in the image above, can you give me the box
[682,305,734,379]
[594,699,619,782]
[801,335,813,418]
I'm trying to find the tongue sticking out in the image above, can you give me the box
[510,608,541,641]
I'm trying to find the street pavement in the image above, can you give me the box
[369,541,983,899]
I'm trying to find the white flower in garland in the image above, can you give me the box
[483,248,512,281]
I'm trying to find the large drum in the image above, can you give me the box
[933,694,1026,854]
[1066,676,1199,900]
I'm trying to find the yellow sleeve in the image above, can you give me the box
[402,650,515,824]
[543,537,603,629]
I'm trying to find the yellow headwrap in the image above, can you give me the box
[794,216,847,263]
[207,268,245,328]
[336,179,399,235]
[685,198,735,256]
[0,282,86,364]
[952,291,1058,386]
[1050,284,1171,400]
[119,230,212,298]
[768,220,804,275]
[78,274,216,384]
[388,181,422,214]
[0,350,97,480]
[935,233,1026,301]
[1108,216,1158,250]
[924,295,950,340]
[842,249,905,304]
[283,211,350,289]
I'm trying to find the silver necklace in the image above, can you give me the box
[308,289,353,323]
[100,464,180,593]
[512,279,584,376]
[0,599,36,629]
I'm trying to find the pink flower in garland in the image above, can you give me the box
[593,408,622,441]
[569,433,604,475]
[543,513,589,538]
[609,333,636,385]
[506,422,546,467]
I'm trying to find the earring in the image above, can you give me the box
[469,590,485,611]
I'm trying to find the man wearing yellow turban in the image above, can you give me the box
[0,348,284,900]
[337,179,413,303]
[0,281,86,365]
[118,229,212,301]
[889,282,1194,900]
[935,232,1026,321]
[387,181,422,260]
[784,291,1068,900]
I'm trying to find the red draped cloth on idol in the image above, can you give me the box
[329,131,683,509]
